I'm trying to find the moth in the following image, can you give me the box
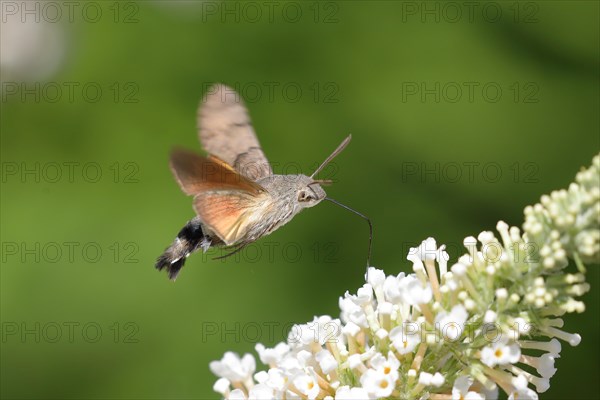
[156,84,371,280]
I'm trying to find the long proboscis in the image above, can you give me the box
[310,135,352,179]
[325,197,373,278]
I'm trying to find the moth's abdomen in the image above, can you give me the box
[156,217,217,280]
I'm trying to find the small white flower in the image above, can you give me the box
[482,384,499,400]
[436,305,468,342]
[508,387,539,400]
[418,372,433,386]
[383,273,405,302]
[375,328,388,340]
[292,368,320,400]
[409,237,439,262]
[484,310,497,323]
[377,301,393,316]
[339,297,368,327]
[389,324,421,354]
[213,377,231,395]
[360,368,396,398]
[255,343,290,366]
[519,338,561,357]
[512,317,532,338]
[347,354,363,369]
[297,350,314,368]
[262,368,286,392]
[431,372,445,387]
[367,267,386,289]
[254,371,268,384]
[354,284,374,305]
[210,352,256,382]
[524,354,557,378]
[481,340,521,367]
[452,376,485,400]
[334,385,370,400]
[496,288,509,300]
[289,316,341,348]
[229,389,247,400]
[248,383,275,400]
[399,275,432,305]
[451,262,467,276]
[341,321,361,337]
[278,354,303,374]
[369,351,400,382]
[315,350,338,374]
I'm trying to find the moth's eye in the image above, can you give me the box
[298,191,314,202]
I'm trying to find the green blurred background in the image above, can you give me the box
[1,1,598,399]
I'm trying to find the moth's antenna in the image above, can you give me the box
[310,135,352,179]
[324,197,373,279]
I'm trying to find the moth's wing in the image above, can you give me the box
[198,84,273,181]
[169,148,267,245]
[169,148,264,196]
[193,191,267,246]
[233,147,272,182]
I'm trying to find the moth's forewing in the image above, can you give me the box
[194,191,266,246]
[198,84,272,181]
[169,149,264,195]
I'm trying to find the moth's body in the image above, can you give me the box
[156,84,347,280]
[157,174,326,280]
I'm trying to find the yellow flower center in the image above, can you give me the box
[380,380,389,389]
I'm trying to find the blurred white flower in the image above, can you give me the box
[1,14,66,83]
[248,384,274,400]
[210,352,256,383]
[228,389,247,400]
[213,377,231,396]
[255,343,289,366]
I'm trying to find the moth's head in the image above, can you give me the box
[297,134,352,208]
[296,175,328,208]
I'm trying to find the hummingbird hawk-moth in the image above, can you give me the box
[156,84,371,280]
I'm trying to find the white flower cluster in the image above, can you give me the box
[210,154,599,400]
[524,154,600,268]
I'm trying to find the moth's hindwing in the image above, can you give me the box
[193,190,267,245]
